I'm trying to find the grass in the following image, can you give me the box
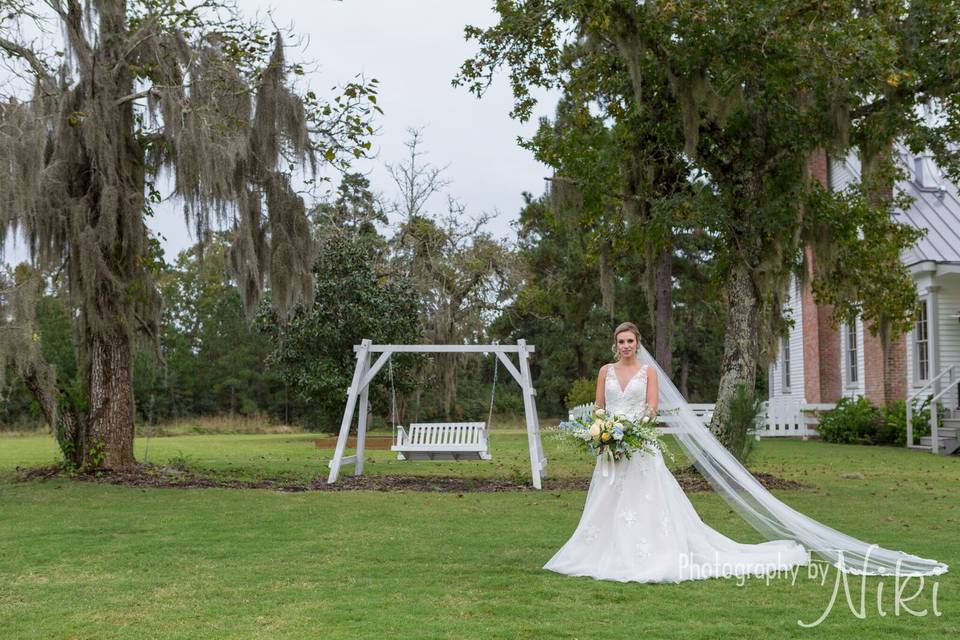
[134,414,304,437]
[0,428,957,639]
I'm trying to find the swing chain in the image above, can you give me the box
[388,356,398,431]
[487,354,499,428]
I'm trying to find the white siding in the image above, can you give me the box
[829,153,861,191]
[908,273,960,411]
[936,274,960,410]
[770,276,806,402]
[829,151,960,411]
[832,154,868,401]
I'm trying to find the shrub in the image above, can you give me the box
[717,383,760,463]
[816,396,884,444]
[565,377,596,409]
[816,396,937,446]
[881,398,934,446]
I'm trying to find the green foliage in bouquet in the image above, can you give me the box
[554,408,672,463]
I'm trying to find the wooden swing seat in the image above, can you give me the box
[392,421,492,461]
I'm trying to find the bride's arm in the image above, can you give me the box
[595,364,608,409]
[646,368,659,418]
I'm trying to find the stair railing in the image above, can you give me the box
[908,365,958,451]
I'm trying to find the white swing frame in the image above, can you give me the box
[326,339,548,489]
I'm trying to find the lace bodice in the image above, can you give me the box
[604,363,649,420]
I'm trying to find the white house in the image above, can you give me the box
[769,148,960,454]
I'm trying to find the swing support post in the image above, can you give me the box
[516,339,546,489]
[326,340,547,489]
[326,339,370,483]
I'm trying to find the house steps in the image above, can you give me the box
[910,420,960,455]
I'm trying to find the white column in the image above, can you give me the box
[929,286,941,453]
[929,286,942,378]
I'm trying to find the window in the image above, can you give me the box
[846,322,858,384]
[915,300,930,381]
[781,335,791,391]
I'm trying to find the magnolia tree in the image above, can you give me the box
[0,0,378,469]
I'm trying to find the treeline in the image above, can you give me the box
[2,130,731,432]
[1,244,287,429]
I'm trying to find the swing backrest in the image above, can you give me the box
[405,422,488,448]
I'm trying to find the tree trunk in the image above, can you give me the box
[22,366,84,467]
[653,243,673,373]
[709,263,760,435]
[598,246,615,322]
[442,356,458,419]
[679,353,689,400]
[395,393,406,426]
[76,13,142,471]
[86,329,136,470]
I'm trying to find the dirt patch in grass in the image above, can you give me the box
[15,463,810,493]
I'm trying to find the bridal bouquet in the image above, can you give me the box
[555,408,669,462]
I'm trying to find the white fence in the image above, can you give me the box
[567,400,835,439]
[758,400,835,439]
[567,403,595,421]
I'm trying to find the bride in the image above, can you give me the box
[544,321,948,583]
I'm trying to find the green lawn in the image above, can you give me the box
[0,431,957,639]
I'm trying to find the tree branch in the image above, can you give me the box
[48,0,92,71]
[0,35,53,84]
[114,87,160,105]
[544,175,640,203]
[850,70,960,121]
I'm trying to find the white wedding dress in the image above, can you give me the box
[544,363,810,583]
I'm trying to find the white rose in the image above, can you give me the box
[595,408,606,417]
[589,422,602,437]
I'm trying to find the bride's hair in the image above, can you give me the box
[611,321,642,359]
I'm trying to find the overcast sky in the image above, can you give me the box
[2,0,558,266]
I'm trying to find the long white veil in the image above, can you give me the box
[639,345,948,577]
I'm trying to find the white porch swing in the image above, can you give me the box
[326,339,547,488]
[387,354,497,461]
